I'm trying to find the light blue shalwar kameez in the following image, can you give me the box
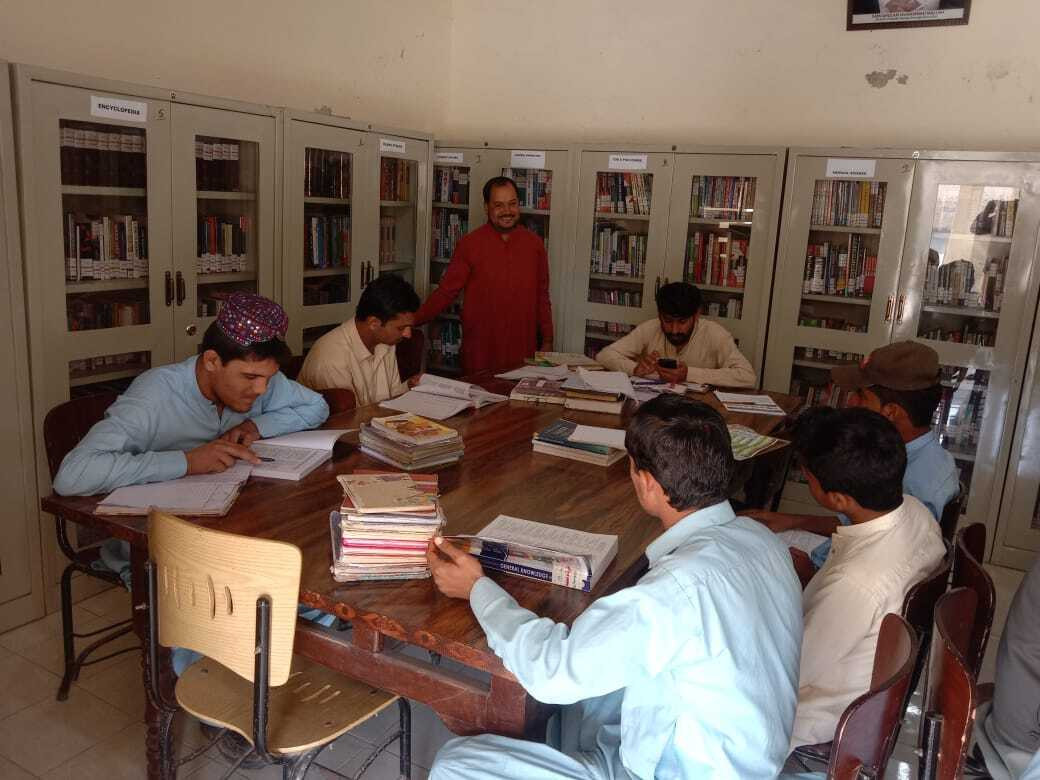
[430,501,804,780]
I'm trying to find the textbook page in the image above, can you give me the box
[380,390,473,420]
[249,442,330,480]
[98,480,241,516]
[777,529,829,556]
[569,424,627,450]
[413,375,507,408]
[258,429,355,451]
[577,367,637,399]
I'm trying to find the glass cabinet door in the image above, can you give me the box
[428,155,471,375]
[370,134,429,290]
[171,104,276,359]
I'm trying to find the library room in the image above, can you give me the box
[1,1,1038,778]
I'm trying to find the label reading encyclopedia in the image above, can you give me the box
[379,138,407,154]
[608,153,648,171]
[90,96,148,123]
[434,151,465,164]
[509,150,546,168]
[826,158,877,179]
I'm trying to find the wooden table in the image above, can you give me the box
[41,375,801,779]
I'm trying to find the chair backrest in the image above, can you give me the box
[938,482,966,545]
[828,614,919,780]
[920,587,978,780]
[148,510,302,686]
[42,392,120,479]
[319,387,357,415]
[283,355,306,382]
[901,553,952,696]
[951,524,995,680]
[397,329,425,381]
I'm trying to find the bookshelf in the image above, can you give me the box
[426,144,573,374]
[568,146,786,375]
[766,149,1040,553]
[375,133,429,293]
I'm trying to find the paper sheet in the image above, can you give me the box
[495,365,571,380]
[777,529,829,556]
[577,367,637,399]
[99,480,240,513]
[569,424,627,450]
[258,428,354,451]
[380,391,473,420]
[413,375,507,408]
[714,391,786,416]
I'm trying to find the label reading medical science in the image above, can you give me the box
[608,153,648,171]
[509,150,546,168]
[379,138,407,155]
[825,158,877,179]
[90,96,148,123]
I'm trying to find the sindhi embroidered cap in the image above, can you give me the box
[831,341,940,391]
[216,292,288,347]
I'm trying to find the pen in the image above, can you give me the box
[257,456,275,462]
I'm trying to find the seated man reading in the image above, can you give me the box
[749,340,957,575]
[297,274,420,404]
[54,292,329,496]
[595,281,756,387]
[790,406,945,749]
[426,395,803,779]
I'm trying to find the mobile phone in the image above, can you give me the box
[657,358,677,369]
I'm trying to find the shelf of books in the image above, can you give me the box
[375,134,430,293]
[427,157,470,375]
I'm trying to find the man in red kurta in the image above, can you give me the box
[416,176,554,375]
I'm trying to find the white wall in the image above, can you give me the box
[445,0,1040,150]
[0,0,453,133]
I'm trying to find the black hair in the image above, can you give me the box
[354,274,420,324]
[199,322,291,368]
[482,176,519,204]
[656,282,702,319]
[870,383,944,428]
[625,395,734,511]
[793,406,906,512]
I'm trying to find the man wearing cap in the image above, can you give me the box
[748,341,958,574]
[53,292,329,496]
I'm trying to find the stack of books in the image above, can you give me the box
[509,377,566,405]
[532,420,626,466]
[332,471,444,582]
[562,379,625,414]
[359,413,464,470]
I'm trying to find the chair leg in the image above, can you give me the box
[284,747,323,780]
[57,564,77,700]
[398,698,412,780]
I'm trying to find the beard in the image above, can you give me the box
[664,330,693,347]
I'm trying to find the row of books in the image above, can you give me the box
[379,215,398,265]
[920,325,995,347]
[305,215,350,269]
[590,225,648,277]
[595,172,652,215]
[789,378,855,410]
[195,138,243,192]
[198,294,231,318]
[433,166,470,205]
[428,319,462,369]
[704,298,742,319]
[303,276,349,307]
[690,176,756,219]
[431,210,467,259]
[197,216,250,274]
[586,319,634,340]
[684,232,748,289]
[334,471,443,582]
[503,168,552,210]
[936,374,987,453]
[589,287,642,307]
[304,148,351,199]
[68,350,150,378]
[60,123,147,188]
[64,213,148,281]
[922,257,1005,312]
[801,239,878,298]
[380,158,412,201]
[795,347,863,365]
[532,419,626,466]
[359,413,463,470]
[798,314,867,333]
[811,180,886,229]
[67,298,147,331]
[937,197,1017,239]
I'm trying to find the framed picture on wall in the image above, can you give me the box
[847,0,970,30]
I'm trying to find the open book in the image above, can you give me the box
[447,514,618,592]
[96,463,253,516]
[379,374,507,420]
[249,428,354,480]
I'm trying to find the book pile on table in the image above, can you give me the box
[359,412,464,470]
[561,378,625,414]
[331,471,445,582]
[532,419,626,467]
[509,377,566,405]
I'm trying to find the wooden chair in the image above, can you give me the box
[951,523,995,681]
[919,587,978,780]
[145,510,410,778]
[43,392,137,700]
[319,387,358,415]
[283,355,306,382]
[900,553,953,711]
[792,615,919,778]
[938,482,966,546]
[397,329,425,381]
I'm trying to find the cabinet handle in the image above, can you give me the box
[175,271,186,306]
[884,295,895,323]
[164,271,173,306]
[896,294,907,323]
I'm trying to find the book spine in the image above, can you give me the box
[477,555,590,592]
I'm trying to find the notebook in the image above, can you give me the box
[96,463,253,516]
[249,428,354,480]
[380,375,506,420]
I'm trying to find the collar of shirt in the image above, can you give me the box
[182,355,219,415]
[345,319,392,366]
[645,500,736,567]
[905,430,938,458]
[833,499,904,542]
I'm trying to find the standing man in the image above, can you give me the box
[415,176,553,375]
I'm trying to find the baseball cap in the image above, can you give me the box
[831,341,940,391]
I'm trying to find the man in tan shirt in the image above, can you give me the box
[297,275,421,405]
[595,282,756,387]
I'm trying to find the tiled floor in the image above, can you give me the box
[0,563,1026,779]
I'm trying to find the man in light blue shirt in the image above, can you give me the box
[426,395,804,779]
[54,293,329,496]
[748,341,958,574]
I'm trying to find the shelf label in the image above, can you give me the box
[435,151,465,164]
[509,150,546,168]
[90,96,147,123]
[826,158,876,179]
[379,138,407,155]
[608,153,648,171]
